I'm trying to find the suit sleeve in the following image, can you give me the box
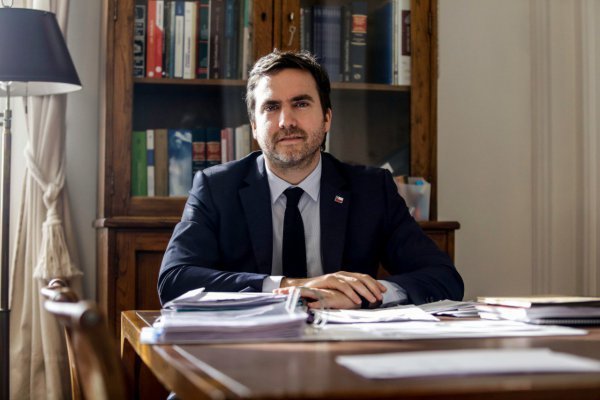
[157,171,268,305]
[379,171,464,304]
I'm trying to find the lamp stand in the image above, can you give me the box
[0,82,12,400]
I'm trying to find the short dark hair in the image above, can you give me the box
[245,50,332,123]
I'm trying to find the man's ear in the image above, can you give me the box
[324,108,332,131]
[250,120,257,139]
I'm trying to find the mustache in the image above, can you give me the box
[275,127,307,140]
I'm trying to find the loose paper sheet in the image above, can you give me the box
[336,348,600,379]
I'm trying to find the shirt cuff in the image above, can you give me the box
[262,275,284,293]
[379,280,408,307]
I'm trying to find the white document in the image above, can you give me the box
[313,305,439,324]
[337,348,600,379]
[163,288,288,310]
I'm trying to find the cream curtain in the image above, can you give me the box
[9,0,83,398]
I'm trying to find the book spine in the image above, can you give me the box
[146,0,164,78]
[131,130,148,196]
[350,1,368,82]
[223,0,239,79]
[368,1,393,84]
[205,127,222,168]
[341,5,351,82]
[192,128,207,174]
[240,0,252,80]
[398,0,411,86]
[154,128,169,196]
[220,127,231,163]
[133,1,146,77]
[174,0,185,78]
[197,0,210,79]
[234,123,251,160]
[209,0,224,79]
[146,129,155,196]
[300,7,312,52]
[168,129,193,196]
[163,1,175,78]
[183,1,198,79]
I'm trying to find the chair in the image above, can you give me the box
[41,279,128,400]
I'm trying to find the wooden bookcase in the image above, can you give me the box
[97,0,454,339]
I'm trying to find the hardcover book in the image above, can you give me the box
[146,0,164,78]
[196,0,210,79]
[131,130,148,196]
[192,128,207,174]
[183,1,198,79]
[154,128,169,196]
[168,129,193,196]
[147,129,155,196]
[349,2,368,82]
[205,127,222,168]
[133,0,146,77]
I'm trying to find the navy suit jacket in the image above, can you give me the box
[158,152,464,305]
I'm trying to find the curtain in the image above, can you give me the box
[9,0,83,398]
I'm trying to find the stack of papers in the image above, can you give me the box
[418,300,481,317]
[476,295,600,325]
[163,288,289,311]
[141,289,308,343]
[312,305,439,324]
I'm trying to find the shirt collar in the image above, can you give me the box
[262,153,322,204]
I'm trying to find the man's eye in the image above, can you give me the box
[295,101,309,108]
[264,104,279,112]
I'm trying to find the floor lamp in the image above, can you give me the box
[0,7,81,399]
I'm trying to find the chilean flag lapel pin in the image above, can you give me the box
[334,195,344,204]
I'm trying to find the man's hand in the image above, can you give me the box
[279,271,386,307]
[274,287,361,310]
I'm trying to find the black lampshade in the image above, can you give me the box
[0,7,81,96]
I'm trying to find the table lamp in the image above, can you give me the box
[0,7,82,398]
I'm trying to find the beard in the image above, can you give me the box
[262,124,326,170]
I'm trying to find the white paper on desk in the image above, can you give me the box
[310,319,587,341]
[313,305,439,324]
[336,348,600,379]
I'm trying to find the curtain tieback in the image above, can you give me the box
[24,144,82,280]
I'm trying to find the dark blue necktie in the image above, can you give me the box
[282,187,307,278]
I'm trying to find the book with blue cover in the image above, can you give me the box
[168,129,193,196]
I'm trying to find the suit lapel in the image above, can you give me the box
[320,155,350,274]
[239,155,273,275]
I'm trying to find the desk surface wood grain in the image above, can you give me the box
[121,311,600,400]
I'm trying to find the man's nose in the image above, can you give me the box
[278,106,297,129]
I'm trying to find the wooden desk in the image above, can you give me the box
[121,311,600,399]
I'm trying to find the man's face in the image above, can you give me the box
[251,69,332,170]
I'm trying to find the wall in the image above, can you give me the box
[438,0,600,300]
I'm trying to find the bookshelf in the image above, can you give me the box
[97,0,450,337]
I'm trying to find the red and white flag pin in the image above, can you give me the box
[334,195,344,204]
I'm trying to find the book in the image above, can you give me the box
[192,128,207,174]
[234,123,251,160]
[131,130,148,196]
[240,0,253,79]
[168,129,193,196]
[341,4,351,82]
[209,0,225,79]
[322,6,342,82]
[205,127,221,168]
[146,129,155,196]
[223,0,240,79]
[133,0,146,77]
[163,1,175,77]
[349,2,368,82]
[196,0,210,79]
[154,128,169,196]
[174,0,185,78]
[368,1,393,84]
[183,0,198,79]
[300,6,313,52]
[220,127,234,163]
[146,0,164,78]
[477,295,600,325]
[397,0,411,86]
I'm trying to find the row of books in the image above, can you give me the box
[131,124,255,197]
[134,0,253,79]
[133,0,410,85]
[300,0,411,84]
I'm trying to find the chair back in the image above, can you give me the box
[41,279,128,400]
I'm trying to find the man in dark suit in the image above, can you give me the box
[158,50,463,309]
